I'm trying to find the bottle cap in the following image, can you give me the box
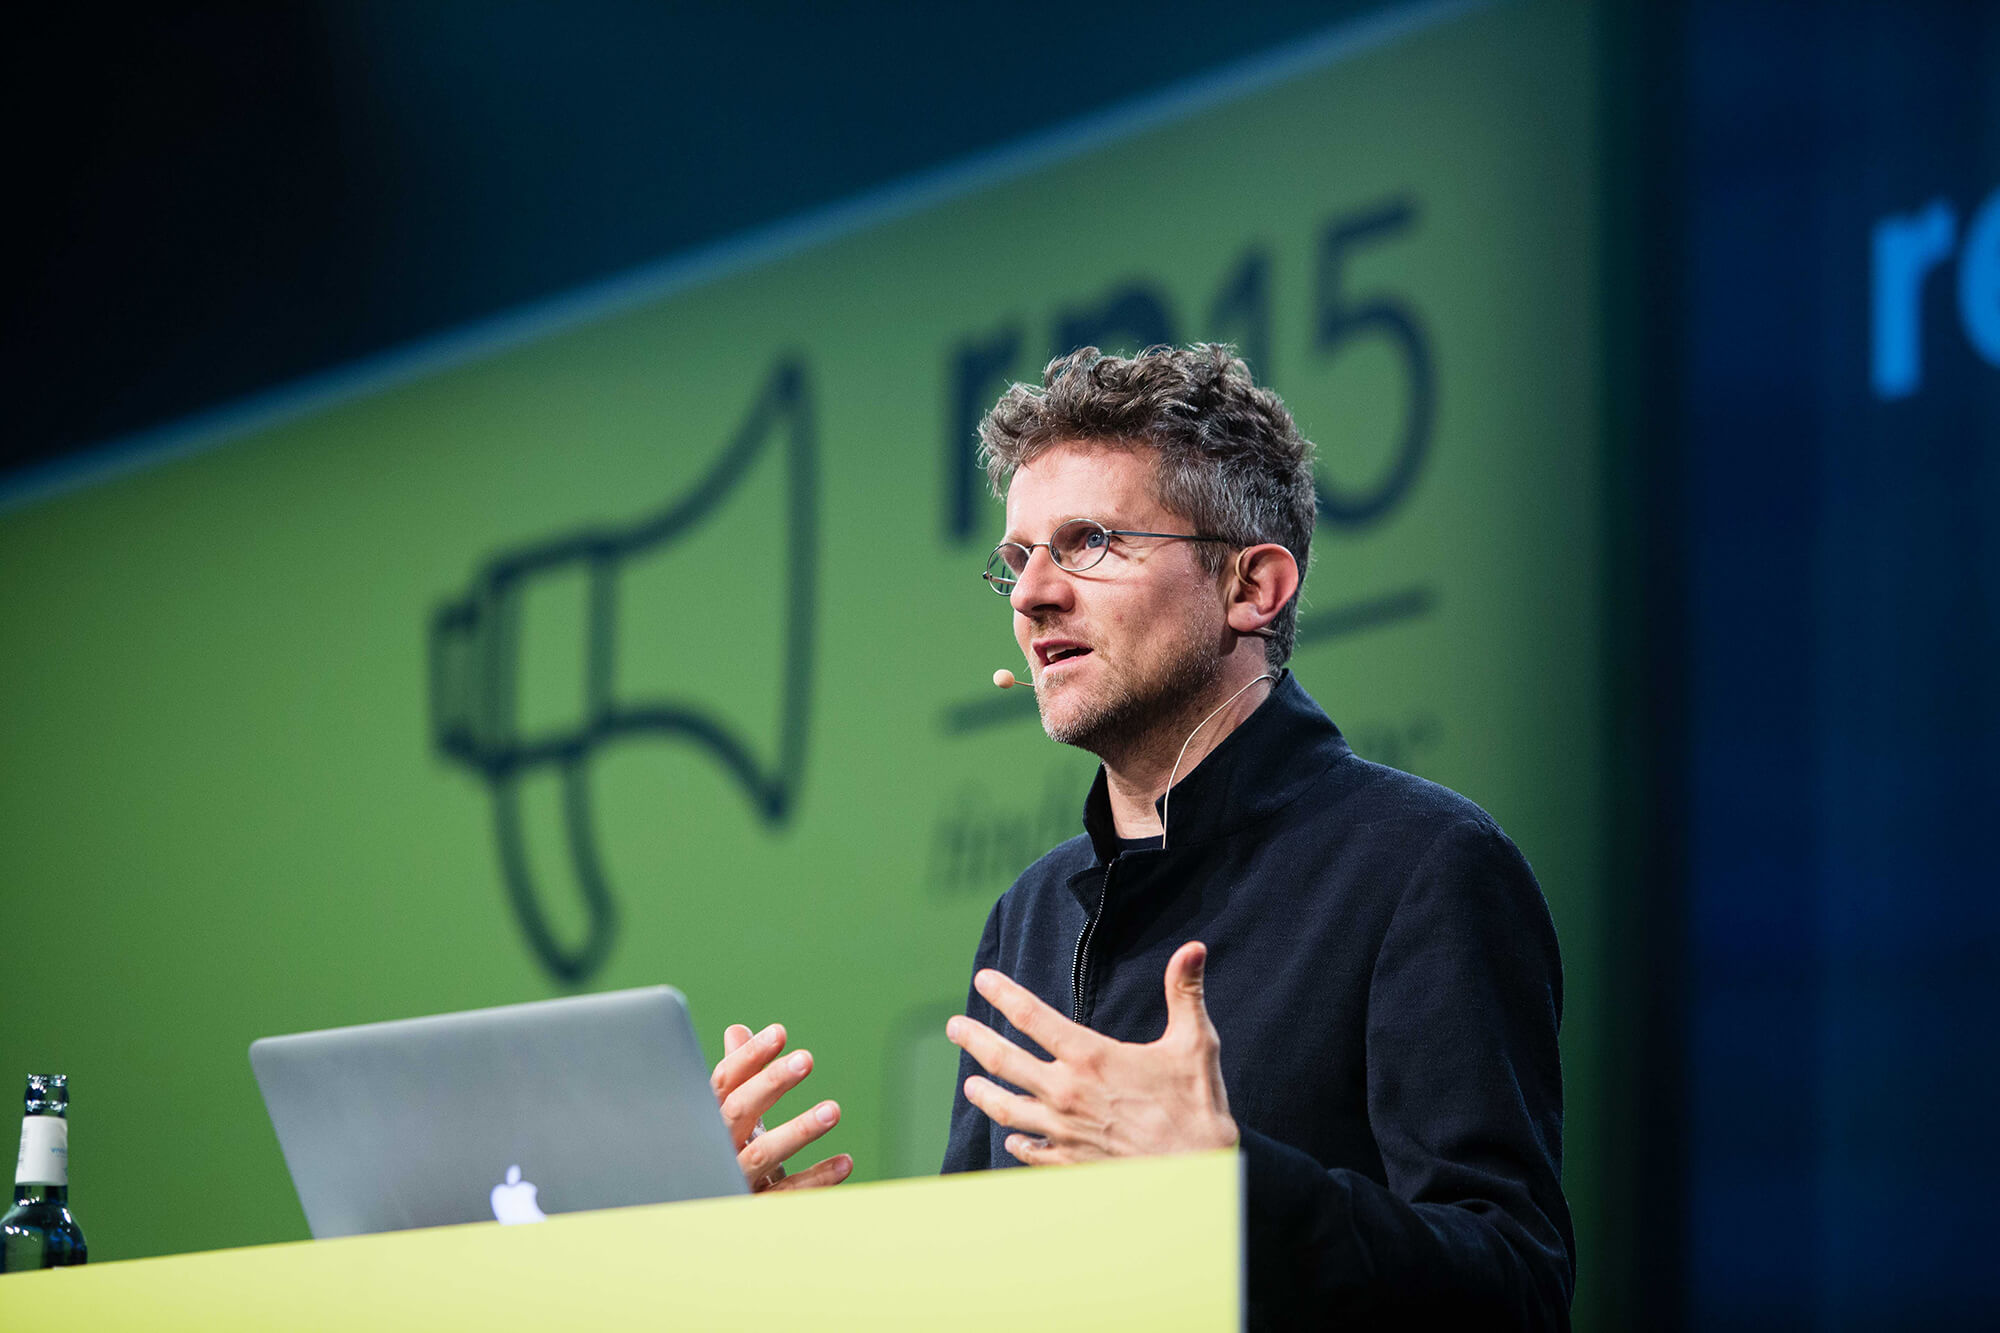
[24,1074,68,1117]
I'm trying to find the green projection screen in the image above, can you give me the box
[1,0,1608,1315]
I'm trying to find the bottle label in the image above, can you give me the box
[15,1115,68,1186]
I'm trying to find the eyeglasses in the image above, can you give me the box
[982,518,1232,595]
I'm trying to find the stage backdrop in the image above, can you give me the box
[1,0,1609,1315]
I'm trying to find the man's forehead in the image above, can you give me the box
[1003,440,1166,531]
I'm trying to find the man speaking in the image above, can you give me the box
[939,344,1573,1329]
[708,343,1572,1326]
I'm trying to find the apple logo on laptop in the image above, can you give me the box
[490,1165,547,1225]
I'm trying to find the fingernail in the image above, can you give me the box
[835,1155,852,1180]
[789,1050,810,1074]
[816,1101,838,1126]
[760,1024,781,1043]
[945,1018,961,1041]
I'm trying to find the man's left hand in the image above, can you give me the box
[945,940,1239,1164]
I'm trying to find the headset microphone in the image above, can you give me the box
[992,669,1033,691]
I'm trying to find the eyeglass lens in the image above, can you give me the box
[1052,520,1111,569]
[985,519,1114,591]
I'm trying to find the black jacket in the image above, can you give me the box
[941,673,1574,1329]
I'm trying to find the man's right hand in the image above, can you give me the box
[709,1022,853,1193]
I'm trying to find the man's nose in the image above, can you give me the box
[1009,543,1072,616]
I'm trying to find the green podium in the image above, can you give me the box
[0,1151,1240,1329]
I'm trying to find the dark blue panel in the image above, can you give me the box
[1682,2,2000,1327]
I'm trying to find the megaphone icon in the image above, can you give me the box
[429,358,818,983]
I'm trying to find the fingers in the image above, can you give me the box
[738,1098,842,1188]
[971,968,1082,1060]
[1003,1133,1059,1166]
[1161,941,1212,1041]
[720,1046,817,1140]
[745,1144,785,1192]
[945,1014,1056,1097]
[961,1074,1060,1139]
[763,1153,854,1192]
[712,1022,851,1194]
[711,1022,786,1107]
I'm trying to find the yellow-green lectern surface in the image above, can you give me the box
[0,1150,1240,1330]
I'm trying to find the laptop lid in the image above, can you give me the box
[249,985,747,1238]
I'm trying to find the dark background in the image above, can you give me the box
[5,1,1361,478]
[1673,2,1999,1328]
[9,2,1997,1327]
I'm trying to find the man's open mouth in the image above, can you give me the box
[1036,641,1093,668]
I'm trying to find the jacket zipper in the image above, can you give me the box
[1071,863,1112,1024]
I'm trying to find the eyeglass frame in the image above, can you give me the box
[981,517,1236,595]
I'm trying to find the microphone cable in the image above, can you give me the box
[1159,672,1275,850]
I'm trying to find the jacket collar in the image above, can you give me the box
[1077,670,1350,866]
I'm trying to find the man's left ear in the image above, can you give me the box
[1226,544,1301,637]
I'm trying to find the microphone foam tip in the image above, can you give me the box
[993,669,1018,690]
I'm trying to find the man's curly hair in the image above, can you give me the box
[978,343,1316,665]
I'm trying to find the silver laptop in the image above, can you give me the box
[249,986,747,1238]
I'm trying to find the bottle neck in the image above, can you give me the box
[12,1182,67,1207]
[14,1112,70,1197]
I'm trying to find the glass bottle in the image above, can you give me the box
[0,1074,87,1272]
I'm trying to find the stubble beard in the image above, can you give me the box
[1035,617,1226,768]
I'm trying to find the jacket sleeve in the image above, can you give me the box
[1239,818,1574,1330]
[940,897,1006,1174]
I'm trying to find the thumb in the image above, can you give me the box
[1162,940,1212,1038]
